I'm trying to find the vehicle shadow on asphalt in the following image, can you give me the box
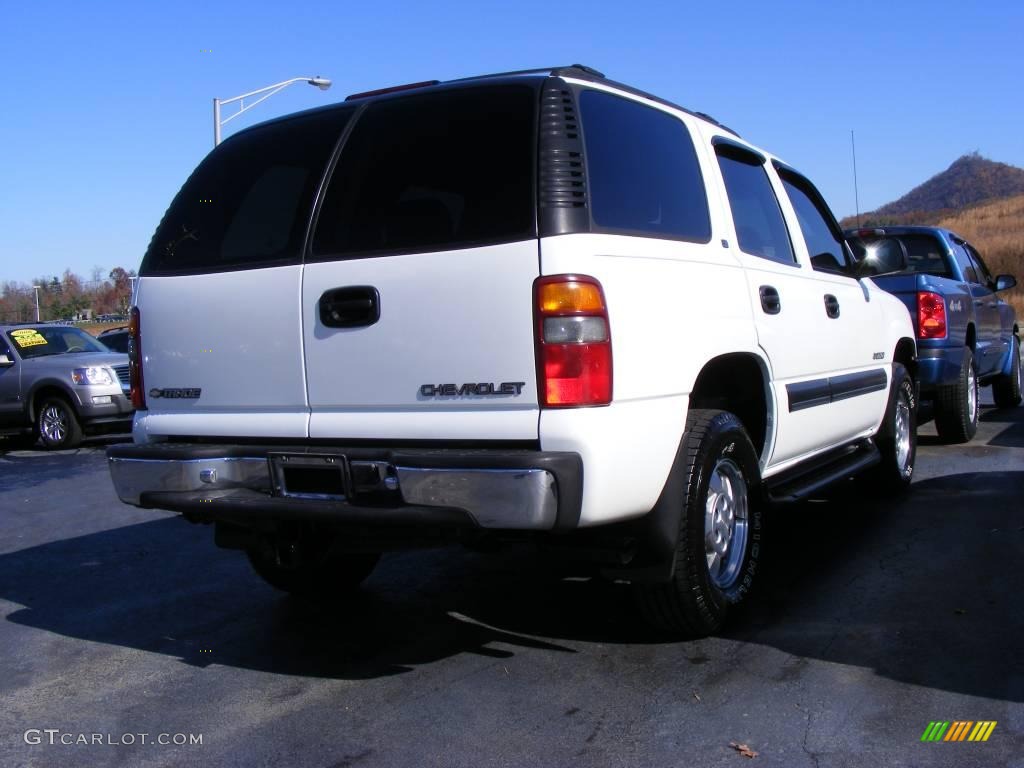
[0,470,1020,700]
[0,434,132,492]
[726,469,1024,703]
[981,402,1024,447]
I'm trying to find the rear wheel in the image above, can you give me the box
[246,533,379,598]
[992,335,1022,408]
[635,409,763,638]
[934,347,978,443]
[35,397,83,450]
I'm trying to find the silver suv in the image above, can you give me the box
[0,324,133,449]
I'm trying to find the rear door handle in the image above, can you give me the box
[319,286,380,328]
[759,285,781,315]
[824,294,840,318]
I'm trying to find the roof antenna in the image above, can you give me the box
[851,129,861,227]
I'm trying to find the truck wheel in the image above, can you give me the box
[934,347,978,443]
[246,535,379,598]
[992,335,1022,408]
[636,409,762,638]
[35,396,83,450]
[864,363,916,494]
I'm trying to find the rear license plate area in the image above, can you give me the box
[268,453,349,500]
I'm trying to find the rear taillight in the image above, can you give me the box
[129,306,146,409]
[917,291,947,339]
[534,275,612,407]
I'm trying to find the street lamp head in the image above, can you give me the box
[308,77,332,91]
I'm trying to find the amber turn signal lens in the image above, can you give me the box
[538,281,606,313]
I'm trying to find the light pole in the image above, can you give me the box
[32,285,41,323]
[214,76,332,146]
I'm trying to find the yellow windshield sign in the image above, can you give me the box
[9,329,47,348]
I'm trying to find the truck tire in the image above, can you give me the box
[246,535,379,598]
[35,396,84,450]
[635,409,763,638]
[934,347,978,443]
[864,363,916,494]
[992,335,1022,408]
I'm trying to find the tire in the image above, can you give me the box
[35,396,83,450]
[992,335,1022,408]
[934,347,979,443]
[635,409,763,638]
[864,363,917,494]
[246,533,379,598]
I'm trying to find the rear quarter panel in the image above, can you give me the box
[539,233,761,526]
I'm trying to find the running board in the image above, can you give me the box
[766,440,880,503]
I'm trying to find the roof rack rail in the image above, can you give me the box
[345,64,739,137]
[446,64,606,83]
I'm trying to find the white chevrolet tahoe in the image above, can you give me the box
[108,65,917,637]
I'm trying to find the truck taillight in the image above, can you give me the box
[917,291,947,339]
[534,275,612,407]
[129,306,146,409]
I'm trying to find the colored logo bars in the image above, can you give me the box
[921,721,997,742]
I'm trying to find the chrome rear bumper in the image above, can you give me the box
[107,444,583,531]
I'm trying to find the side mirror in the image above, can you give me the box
[0,354,13,367]
[995,274,1017,292]
[853,237,908,278]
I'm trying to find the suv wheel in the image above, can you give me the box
[636,409,763,637]
[36,397,83,450]
[864,363,916,493]
[246,534,380,598]
[934,346,979,443]
[992,335,1022,408]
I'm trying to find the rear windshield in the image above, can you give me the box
[141,109,354,275]
[848,233,952,277]
[98,330,130,353]
[311,84,537,258]
[6,327,107,359]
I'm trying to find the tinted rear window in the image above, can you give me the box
[312,84,536,258]
[579,90,711,241]
[848,234,951,277]
[141,110,353,275]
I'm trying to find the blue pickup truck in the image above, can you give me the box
[846,226,1021,443]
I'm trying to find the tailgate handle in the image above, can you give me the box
[319,286,380,328]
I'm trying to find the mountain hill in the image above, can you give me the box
[856,154,1024,224]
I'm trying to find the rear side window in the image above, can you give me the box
[716,152,795,264]
[578,90,710,241]
[312,85,536,258]
[141,110,353,275]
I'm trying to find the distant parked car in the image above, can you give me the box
[97,326,130,353]
[0,323,134,449]
[847,226,1021,442]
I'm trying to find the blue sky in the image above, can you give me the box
[1,0,1022,285]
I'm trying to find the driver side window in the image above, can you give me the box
[965,244,995,288]
[778,172,852,275]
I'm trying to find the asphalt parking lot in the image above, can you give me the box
[1,400,1022,768]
